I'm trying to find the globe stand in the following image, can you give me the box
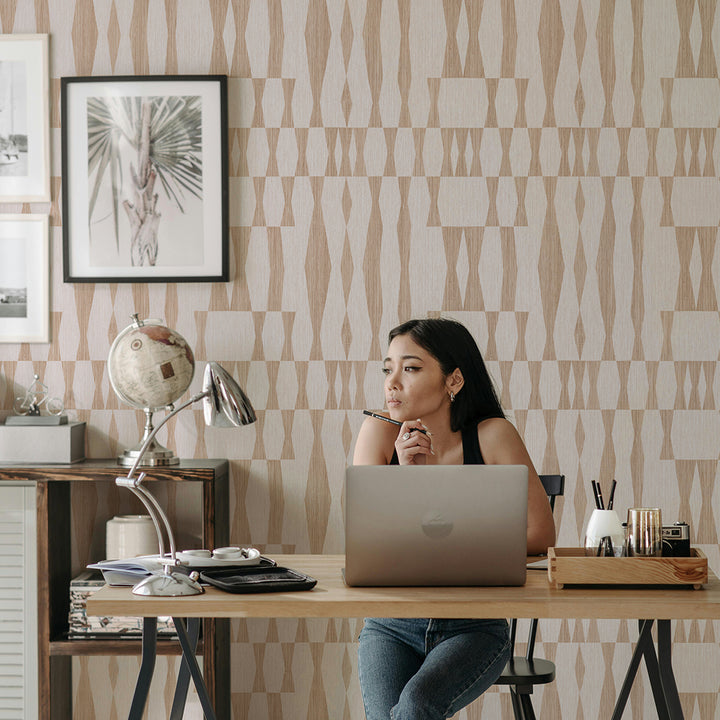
[118,407,179,467]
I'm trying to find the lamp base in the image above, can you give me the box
[118,407,180,467]
[132,570,204,596]
[118,440,179,467]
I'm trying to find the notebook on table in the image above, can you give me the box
[344,464,528,587]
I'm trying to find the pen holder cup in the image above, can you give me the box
[584,509,624,557]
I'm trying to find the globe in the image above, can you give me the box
[108,316,195,411]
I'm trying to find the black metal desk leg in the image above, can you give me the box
[128,617,157,720]
[173,617,217,720]
[638,620,671,720]
[170,617,201,720]
[611,619,655,720]
[657,620,684,720]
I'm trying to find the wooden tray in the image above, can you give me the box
[547,547,708,589]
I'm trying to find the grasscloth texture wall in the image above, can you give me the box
[0,0,719,717]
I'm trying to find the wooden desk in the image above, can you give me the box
[88,554,720,720]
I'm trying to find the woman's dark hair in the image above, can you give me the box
[388,317,504,432]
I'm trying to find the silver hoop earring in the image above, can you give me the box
[449,392,455,403]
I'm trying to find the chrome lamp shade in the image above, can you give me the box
[115,362,256,596]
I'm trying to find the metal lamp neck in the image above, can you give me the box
[127,390,209,480]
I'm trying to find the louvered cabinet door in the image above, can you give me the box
[0,485,37,720]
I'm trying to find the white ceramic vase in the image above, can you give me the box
[106,514,157,560]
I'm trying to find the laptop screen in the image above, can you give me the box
[344,464,528,587]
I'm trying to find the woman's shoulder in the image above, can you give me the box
[475,416,519,443]
[353,414,398,465]
[474,416,528,465]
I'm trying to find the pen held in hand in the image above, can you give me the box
[362,410,428,435]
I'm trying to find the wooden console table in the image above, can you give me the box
[0,459,229,720]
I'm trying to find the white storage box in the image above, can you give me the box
[0,421,85,463]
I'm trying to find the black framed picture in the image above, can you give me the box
[61,75,228,283]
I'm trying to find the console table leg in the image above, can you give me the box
[129,617,157,720]
[173,617,218,720]
[657,620,684,720]
[170,617,201,719]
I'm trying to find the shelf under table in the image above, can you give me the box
[50,636,204,657]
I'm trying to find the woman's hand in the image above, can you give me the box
[395,420,433,465]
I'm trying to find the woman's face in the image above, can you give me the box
[383,333,450,422]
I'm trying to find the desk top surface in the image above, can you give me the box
[86,554,720,620]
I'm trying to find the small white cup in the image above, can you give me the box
[178,549,212,559]
[212,546,245,560]
[584,509,624,557]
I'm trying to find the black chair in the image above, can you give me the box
[495,474,565,720]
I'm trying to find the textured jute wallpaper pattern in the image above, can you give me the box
[0,0,719,718]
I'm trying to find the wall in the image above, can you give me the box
[0,0,718,717]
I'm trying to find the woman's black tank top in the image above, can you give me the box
[389,425,485,465]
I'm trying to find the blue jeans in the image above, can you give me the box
[358,618,510,720]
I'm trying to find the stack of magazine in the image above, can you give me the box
[69,570,175,637]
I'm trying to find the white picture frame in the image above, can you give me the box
[0,35,50,202]
[0,214,49,343]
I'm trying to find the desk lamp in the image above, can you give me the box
[116,362,256,596]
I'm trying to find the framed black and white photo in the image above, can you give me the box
[0,214,49,343]
[0,34,50,202]
[61,75,228,283]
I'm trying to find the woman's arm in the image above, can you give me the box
[477,418,556,555]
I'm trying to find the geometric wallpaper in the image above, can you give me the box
[0,0,719,717]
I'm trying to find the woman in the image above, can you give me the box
[353,317,555,720]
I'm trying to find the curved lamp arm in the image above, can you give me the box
[115,390,210,567]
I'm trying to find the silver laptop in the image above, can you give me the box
[344,464,528,587]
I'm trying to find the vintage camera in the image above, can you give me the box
[661,522,691,557]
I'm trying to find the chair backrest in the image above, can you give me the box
[538,474,565,513]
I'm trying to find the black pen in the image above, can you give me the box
[608,479,617,510]
[362,410,428,435]
[597,480,605,510]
